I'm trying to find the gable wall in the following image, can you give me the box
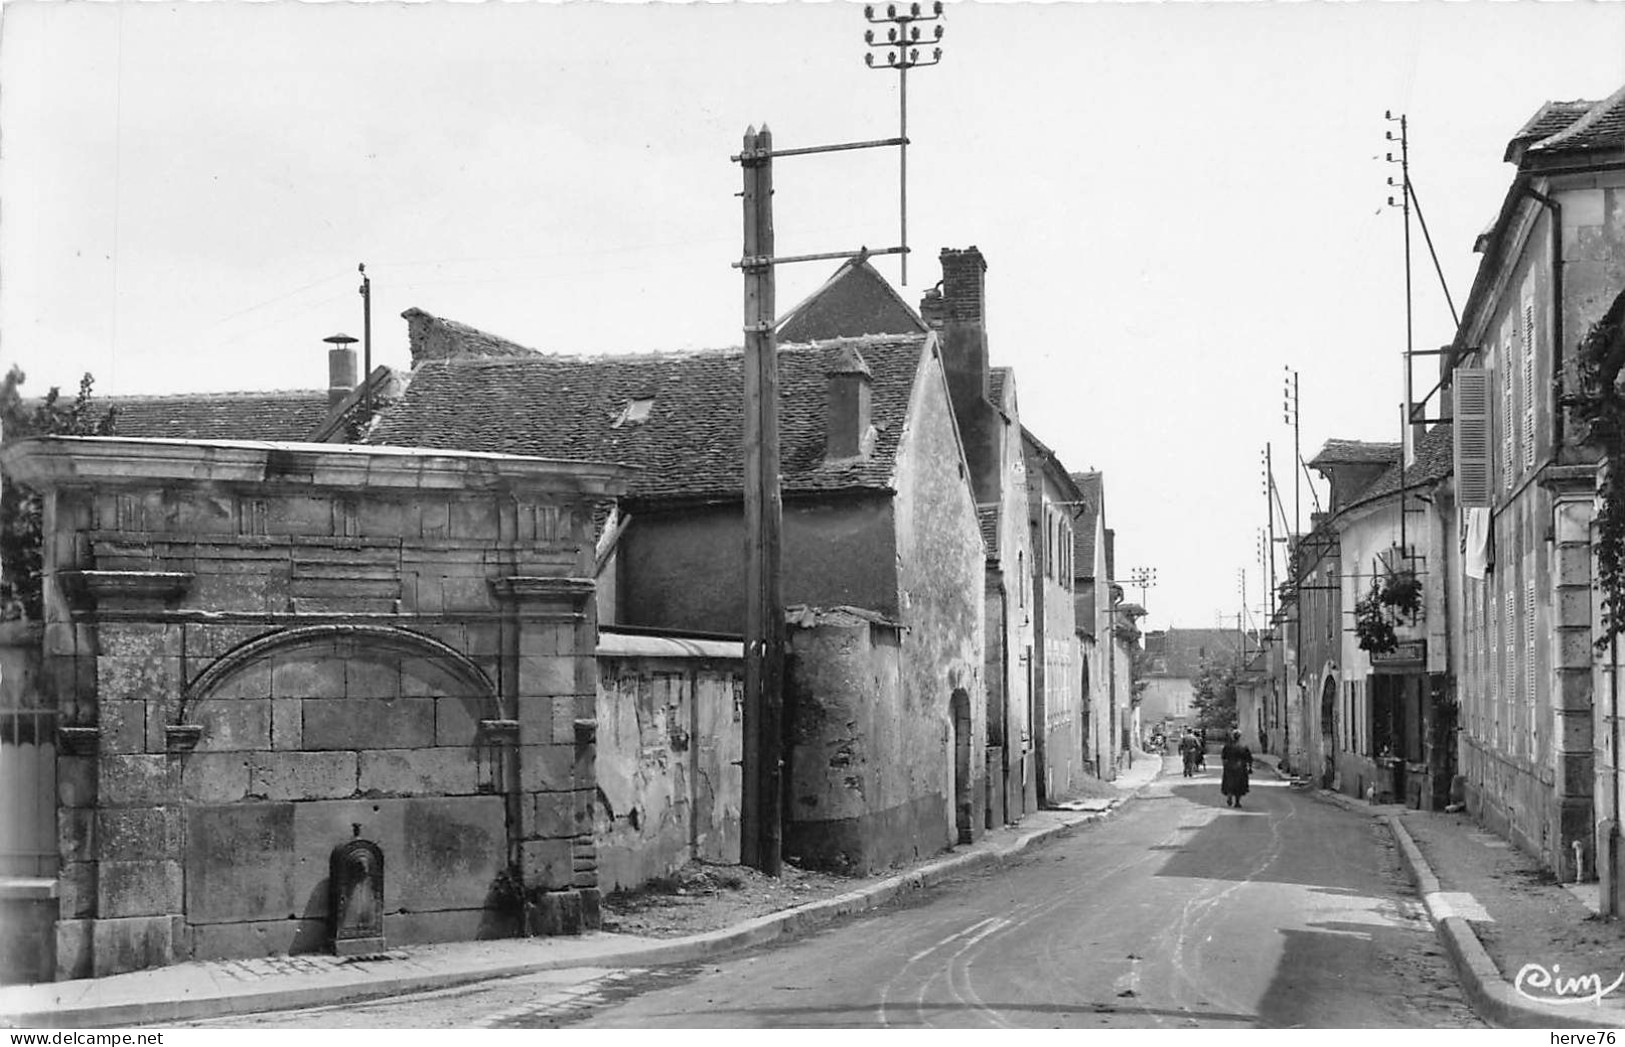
[616,495,898,634]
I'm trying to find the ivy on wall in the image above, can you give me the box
[1570,289,1625,648]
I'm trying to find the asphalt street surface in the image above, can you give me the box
[182,757,1484,1029]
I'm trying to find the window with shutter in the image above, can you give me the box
[1501,341,1515,490]
[1525,579,1536,754]
[1453,368,1492,507]
[1489,585,1499,747]
[1523,303,1537,470]
[1504,587,1515,752]
[1475,585,1488,741]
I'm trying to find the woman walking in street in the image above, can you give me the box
[1221,729,1253,808]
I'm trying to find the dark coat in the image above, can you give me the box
[1221,740,1253,797]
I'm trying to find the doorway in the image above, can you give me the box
[951,688,973,844]
[1320,676,1337,790]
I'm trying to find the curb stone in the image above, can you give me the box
[4,780,1154,1029]
[1384,814,1624,1030]
[1275,761,1622,1027]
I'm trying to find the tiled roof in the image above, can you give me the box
[105,391,333,441]
[403,307,542,366]
[1527,85,1625,158]
[1142,628,1242,679]
[1343,423,1454,511]
[775,256,926,344]
[1504,99,1596,161]
[367,316,931,504]
[1309,439,1402,467]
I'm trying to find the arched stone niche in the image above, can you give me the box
[176,624,511,960]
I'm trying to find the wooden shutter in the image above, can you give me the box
[1525,579,1537,754]
[1504,587,1515,750]
[1453,368,1492,507]
[1522,304,1537,470]
[1501,342,1515,489]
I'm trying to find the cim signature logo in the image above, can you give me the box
[1515,962,1625,1006]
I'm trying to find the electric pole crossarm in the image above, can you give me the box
[733,245,908,271]
[732,137,907,162]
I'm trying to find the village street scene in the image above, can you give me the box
[2,1,1625,1033]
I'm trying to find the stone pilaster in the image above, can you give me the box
[1549,471,1596,882]
[490,575,602,933]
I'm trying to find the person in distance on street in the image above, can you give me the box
[1179,729,1200,777]
[1221,729,1254,808]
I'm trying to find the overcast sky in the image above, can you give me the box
[4,0,1625,630]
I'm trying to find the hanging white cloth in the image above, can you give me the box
[1463,507,1492,580]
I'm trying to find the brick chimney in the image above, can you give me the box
[323,333,358,409]
[922,247,990,415]
[824,343,873,461]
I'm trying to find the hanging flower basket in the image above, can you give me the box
[1355,580,1398,655]
[1377,569,1423,619]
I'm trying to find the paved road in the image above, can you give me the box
[185,758,1483,1029]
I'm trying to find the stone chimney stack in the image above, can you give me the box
[824,344,873,461]
[323,333,359,409]
[924,247,990,415]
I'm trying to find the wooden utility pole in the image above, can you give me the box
[729,108,918,872]
[358,264,373,416]
[739,125,784,875]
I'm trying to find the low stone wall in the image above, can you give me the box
[593,632,743,893]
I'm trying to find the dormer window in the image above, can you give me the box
[611,397,655,428]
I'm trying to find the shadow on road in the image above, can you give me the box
[1153,782,1377,893]
[1253,920,1475,1028]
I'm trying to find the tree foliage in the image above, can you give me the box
[1189,658,1237,733]
[1572,289,1625,648]
[1,366,116,620]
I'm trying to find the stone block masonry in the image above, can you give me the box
[0,436,629,979]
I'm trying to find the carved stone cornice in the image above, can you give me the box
[59,570,192,611]
[1539,463,1600,496]
[487,576,595,605]
[165,724,204,753]
[478,719,520,745]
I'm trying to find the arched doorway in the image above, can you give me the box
[951,688,972,844]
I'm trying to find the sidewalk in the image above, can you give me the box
[1,753,1161,1029]
[1259,756,1625,1029]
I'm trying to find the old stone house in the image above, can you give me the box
[0,435,627,982]
[1445,84,1625,902]
[1282,516,1344,789]
[1321,425,1457,810]
[362,308,988,875]
[918,247,1038,828]
[1019,429,1086,804]
[1069,471,1116,779]
[1139,629,1243,730]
